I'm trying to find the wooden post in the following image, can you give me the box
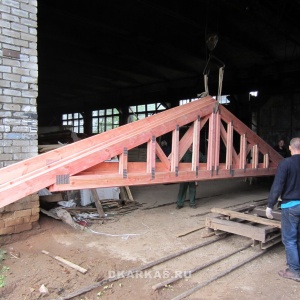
[90,189,105,218]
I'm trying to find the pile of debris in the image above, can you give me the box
[39,186,142,230]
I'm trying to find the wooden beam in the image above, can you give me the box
[147,136,156,179]
[49,166,278,191]
[214,112,220,173]
[210,207,281,228]
[192,116,200,174]
[171,126,180,175]
[119,148,128,178]
[155,142,170,170]
[226,121,233,170]
[206,216,273,242]
[239,134,247,169]
[207,113,215,172]
[91,189,105,218]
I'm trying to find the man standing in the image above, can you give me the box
[266,137,300,281]
[274,139,289,158]
[176,145,206,209]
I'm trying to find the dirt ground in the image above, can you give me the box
[0,178,300,300]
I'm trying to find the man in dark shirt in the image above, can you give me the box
[266,137,300,281]
[274,139,289,158]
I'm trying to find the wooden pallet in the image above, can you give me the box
[205,204,282,249]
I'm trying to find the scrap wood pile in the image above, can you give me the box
[38,130,88,153]
[39,186,141,229]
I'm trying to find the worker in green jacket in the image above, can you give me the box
[176,145,206,209]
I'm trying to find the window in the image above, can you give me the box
[128,103,165,122]
[179,98,198,105]
[92,108,120,133]
[62,112,84,133]
[180,96,230,105]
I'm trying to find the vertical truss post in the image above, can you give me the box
[171,125,180,176]
[214,112,220,174]
[147,136,156,179]
[119,147,128,178]
[239,134,247,170]
[252,144,259,169]
[207,113,216,172]
[226,121,233,170]
[192,116,200,175]
[264,153,269,168]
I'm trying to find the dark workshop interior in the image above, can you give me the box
[37,0,300,145]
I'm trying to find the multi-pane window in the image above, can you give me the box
[180,96,230,105]
[179,98,198,105]
[92,108,120,134]
[62,113,84,133]
[128,103,165,122]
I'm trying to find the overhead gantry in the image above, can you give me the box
[0,96,282,208]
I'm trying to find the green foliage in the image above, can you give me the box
[0,249,8,288]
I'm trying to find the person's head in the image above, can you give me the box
[278,139,285,147]
[161,140,167,147]
[289,138,300,155]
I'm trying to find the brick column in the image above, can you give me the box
[0,0,39,235]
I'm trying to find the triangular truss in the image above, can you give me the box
[0,96,282,208]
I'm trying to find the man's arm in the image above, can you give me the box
[266,161,287,219]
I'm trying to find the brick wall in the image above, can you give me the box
[0,0,39,235]
[0,194,39,235]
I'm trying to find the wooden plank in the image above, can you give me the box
[178,123,194,161]
[239,134,247,169]
[171,126,180,174]
[252,206,281,221]
[192,116,200,173]
[205,215,269,242]
[207,113,215,172]
[264,153,269,169]
[226,121,233,170]
[147,136,156,179]
[214,112,220,172]
[50,166,279,191]
[125,186,134,201]
[90,189,105,218]
[42,250,87,274]
[252,144,258,169]
[211,207,281,228]
[155,142,170,169]
[119,148,128,178]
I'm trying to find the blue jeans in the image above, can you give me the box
[281,205,300,274]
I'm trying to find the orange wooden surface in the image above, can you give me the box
[0,96,283,208]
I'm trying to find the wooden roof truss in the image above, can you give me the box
[0,96,282,208]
